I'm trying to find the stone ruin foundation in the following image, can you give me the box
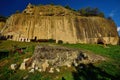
[11,45,106,73]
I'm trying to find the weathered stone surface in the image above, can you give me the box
[49,68,54,73]
[25,57,33,69]
[17,45,106,72]
[10,64,17,70]
[23,58,30,63]
[65,62,71,67]
[19,62,26,70]
[0,22,5,31]
[42,60,49,72]
[119,37,120,45]
[2,4,119,45]
[38,69,42,72]
[29,69,34,73]
[35,66,38,70]
[33,46,79,68]
[31,61,36,69]
[56,68,60,72]
[31,45,105,70]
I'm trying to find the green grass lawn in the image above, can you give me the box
[61,44,120,78]
[0,40,120,80]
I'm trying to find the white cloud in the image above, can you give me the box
[117,27,120,32]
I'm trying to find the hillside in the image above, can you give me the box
[1,3,119,45]
[0,40,120,80]
[22,3,80,16]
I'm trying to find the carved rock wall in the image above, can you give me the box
[3,14,119,45]
[0,22,5,31]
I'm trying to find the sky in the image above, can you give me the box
[0,0,120,35]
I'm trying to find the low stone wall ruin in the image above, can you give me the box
[14,45,105,73]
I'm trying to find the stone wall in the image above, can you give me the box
[29,45,105,71]
[11,45,105,73]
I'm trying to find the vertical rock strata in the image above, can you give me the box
[2,5,119,45]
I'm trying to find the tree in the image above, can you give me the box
[107,16,113,21]
[65,5,76,11]
[78,7,105,17]
[15,10,20,14]
[98,12,105,17]
[0,15,7,22]
[65,5,71,10]
[50,3,54,6]
[93,8,99,16]
[79,8,87,16]
[38,4,44,6]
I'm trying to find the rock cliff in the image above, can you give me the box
[0,22,5,31]
[0,16,6,33]
[2,4,119,45]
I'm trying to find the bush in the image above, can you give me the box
[65,5,76,11]
[78,7,105,17]
[48,39,56,43]
[0,15,7,22]
[58,40,63,44]
[0,50,9,59]
[66,42,69,44]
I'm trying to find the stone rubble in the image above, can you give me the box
[19,62,26,70]
[29,69,35,73]
[42,60,49,72]
[11,45,106,73]
[23,58,30,63]
[56,68,60,72]
[49,68,54,73]
[10,64,17,70]
[38,69,42,72]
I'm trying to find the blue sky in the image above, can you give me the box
[0,0,120,35]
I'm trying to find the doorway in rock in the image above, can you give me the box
[34,36,37,41]
[10,35,13,39]
[97,38,104,45]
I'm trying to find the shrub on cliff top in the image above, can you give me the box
[78,7,105,17]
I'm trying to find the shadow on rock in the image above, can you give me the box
[72,63,120,80]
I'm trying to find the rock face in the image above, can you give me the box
[119,37,120,45]
[0,22,5,31]
[2,4,119,45]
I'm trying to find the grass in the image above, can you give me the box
[61,43,120,60]
[0,40,37,80]
[0,40,120,80]
[61,43,120,78]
